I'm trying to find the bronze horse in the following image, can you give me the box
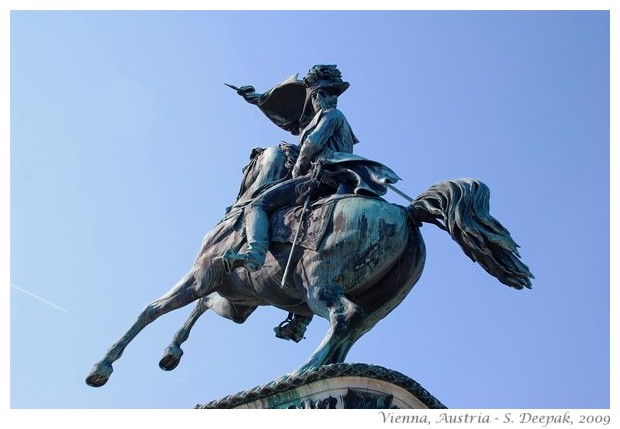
[86,145,532,387]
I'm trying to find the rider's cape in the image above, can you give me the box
[319,152,401,197]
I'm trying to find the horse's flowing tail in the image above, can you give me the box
[409,178,533,290]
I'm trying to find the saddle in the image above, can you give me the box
[270,196,340,251]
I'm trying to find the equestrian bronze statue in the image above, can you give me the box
[86,65,533,388]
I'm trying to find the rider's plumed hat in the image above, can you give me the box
[303,64,350,96]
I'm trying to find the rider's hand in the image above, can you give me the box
[236,85,261,104]
[236,85,255,95]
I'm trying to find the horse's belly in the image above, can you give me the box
[219,259,313,316]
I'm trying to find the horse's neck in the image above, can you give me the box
[235,146,289,205]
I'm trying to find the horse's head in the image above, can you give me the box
[232,143,298,208]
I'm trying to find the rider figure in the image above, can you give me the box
[225,65,359,272]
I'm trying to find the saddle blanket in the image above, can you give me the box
[270,197,340,251]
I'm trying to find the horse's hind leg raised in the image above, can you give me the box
[86,271,207,387]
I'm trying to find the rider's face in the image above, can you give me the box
[311,91,323,111]
[312,90,337,111]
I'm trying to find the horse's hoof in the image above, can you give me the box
[159,346,183,371]
[85,361,113,387]
[293,362,318,376]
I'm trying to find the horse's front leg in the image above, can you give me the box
[159,293,257,371]
[158,294,210,372]
[85,262,220,387]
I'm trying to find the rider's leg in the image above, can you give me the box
[227,176,308,272]
[242,204,270,271]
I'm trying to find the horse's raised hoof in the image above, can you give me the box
[85,361,113,387]
[159,345,184,371]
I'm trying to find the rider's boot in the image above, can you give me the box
[223,207,270,272]
[274,313,313,342]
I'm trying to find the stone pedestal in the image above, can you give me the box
[195,363,446,409]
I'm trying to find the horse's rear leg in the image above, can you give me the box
[324,315,378,365]
[159,294,256,371]
[295,284,366,373]
[86,272,202,387]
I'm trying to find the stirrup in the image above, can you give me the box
[274,314,307,343]
[221,249,262,273]
[221,250,247,273]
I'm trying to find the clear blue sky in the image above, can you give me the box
[8,9,611,411]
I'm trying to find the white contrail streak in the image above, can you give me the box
[10,283,69,313]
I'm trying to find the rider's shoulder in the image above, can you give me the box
[321,107,345,120]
